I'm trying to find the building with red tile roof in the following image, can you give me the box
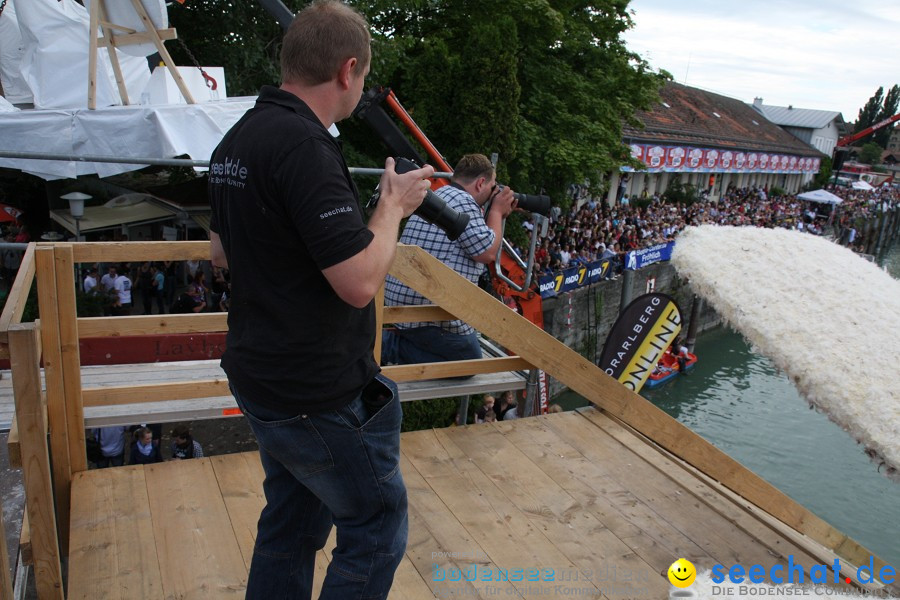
[610,82,826,203]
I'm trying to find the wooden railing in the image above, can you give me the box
[1,240,890,599]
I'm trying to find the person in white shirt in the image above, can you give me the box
[83,267,98,295]
[113,271,132,315]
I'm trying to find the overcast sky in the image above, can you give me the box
[623,0,900,122]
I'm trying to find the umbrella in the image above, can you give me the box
[796,189,843,205]
[0,202,23,223]
[851,180,874,191]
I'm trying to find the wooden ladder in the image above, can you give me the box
[87,0,195,109]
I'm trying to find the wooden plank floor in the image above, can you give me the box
[68,408,856,599]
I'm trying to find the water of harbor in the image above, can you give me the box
[556,241,900,567]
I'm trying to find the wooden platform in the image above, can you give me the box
[67,408,860,600]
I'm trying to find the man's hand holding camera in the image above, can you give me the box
[490,184,518,219]
[376,156,435,219]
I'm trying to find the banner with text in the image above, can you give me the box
[624,241,675,271]
[597,293,683,393]
[537,259,611,299]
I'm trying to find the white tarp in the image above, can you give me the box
[797,189,844,205]
[14,0,151,109]
[852,180,875,191]
[0,97,256,180]
[0,0,33,104]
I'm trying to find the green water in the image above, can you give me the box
[557,241,900,568]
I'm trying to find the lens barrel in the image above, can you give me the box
[393,157,470,240]
[512,192,551,216]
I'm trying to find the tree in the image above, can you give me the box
[852,85,899,147]
[858,142,883,166]
[362,0,664,203]
[854,87,883,135]
[166,1,308,97]
[873,84,900,148]
[168,1,664,206]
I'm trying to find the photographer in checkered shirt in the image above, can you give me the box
[382,154,517,367]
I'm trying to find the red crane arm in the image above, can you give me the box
[837,112,900,147]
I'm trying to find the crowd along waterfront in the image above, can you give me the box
[557,241,900,569]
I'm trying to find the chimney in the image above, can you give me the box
[753,97,763,108]
[788,105,793,110]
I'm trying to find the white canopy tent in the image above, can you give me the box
[49,193,179,235]
[851,180,875,191]
[797,189,844,205]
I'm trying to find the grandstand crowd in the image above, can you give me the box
[518,182,900,279]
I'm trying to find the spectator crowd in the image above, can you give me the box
[517,183,900,280]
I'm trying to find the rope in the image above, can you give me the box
[0,0,7,98]
[176,38,216,90]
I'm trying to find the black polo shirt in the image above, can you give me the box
[209,86,377,414]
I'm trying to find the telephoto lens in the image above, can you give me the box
[392,157,470,241]
[495,184,552,217]
[512,192,552,217]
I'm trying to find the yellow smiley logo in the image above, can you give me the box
[667,558,696,588]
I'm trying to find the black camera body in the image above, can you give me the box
[368,157,470,241]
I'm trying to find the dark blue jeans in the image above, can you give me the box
[381,326,482,365]
[231,375,407,600]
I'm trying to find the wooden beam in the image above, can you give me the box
[383,356,531,382]
[19,511,32,567]
[382,305,453,324]
[77,312,227,338]
[79,355,531,407]
[0,242,36,345]
[388,243,882,570]
[97,28,177,47]
[7,415,20,469]
[96,0,130,105]
[55,246,87,474]
[0,488,12,600]
[71,240,210,263]
[83,379,232,407]
[8,325,63,599]
[34,248,72,553]
[87,0,100,110]
[129,0,195,104]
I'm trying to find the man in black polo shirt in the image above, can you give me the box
[208,2,433,598]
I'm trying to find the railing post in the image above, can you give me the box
[34,246,72,554]
[54,245,87,474]
[0,497,12,600]
[8,324,64,600]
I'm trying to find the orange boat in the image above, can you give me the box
[645,349,698,388]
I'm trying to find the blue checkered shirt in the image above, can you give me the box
[385,184,494,335]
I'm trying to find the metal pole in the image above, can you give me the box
[685,295,703,354]
[0,150,453,178]
[456,395,470,426]
[619,268,634,315]
[523,369,539,417]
